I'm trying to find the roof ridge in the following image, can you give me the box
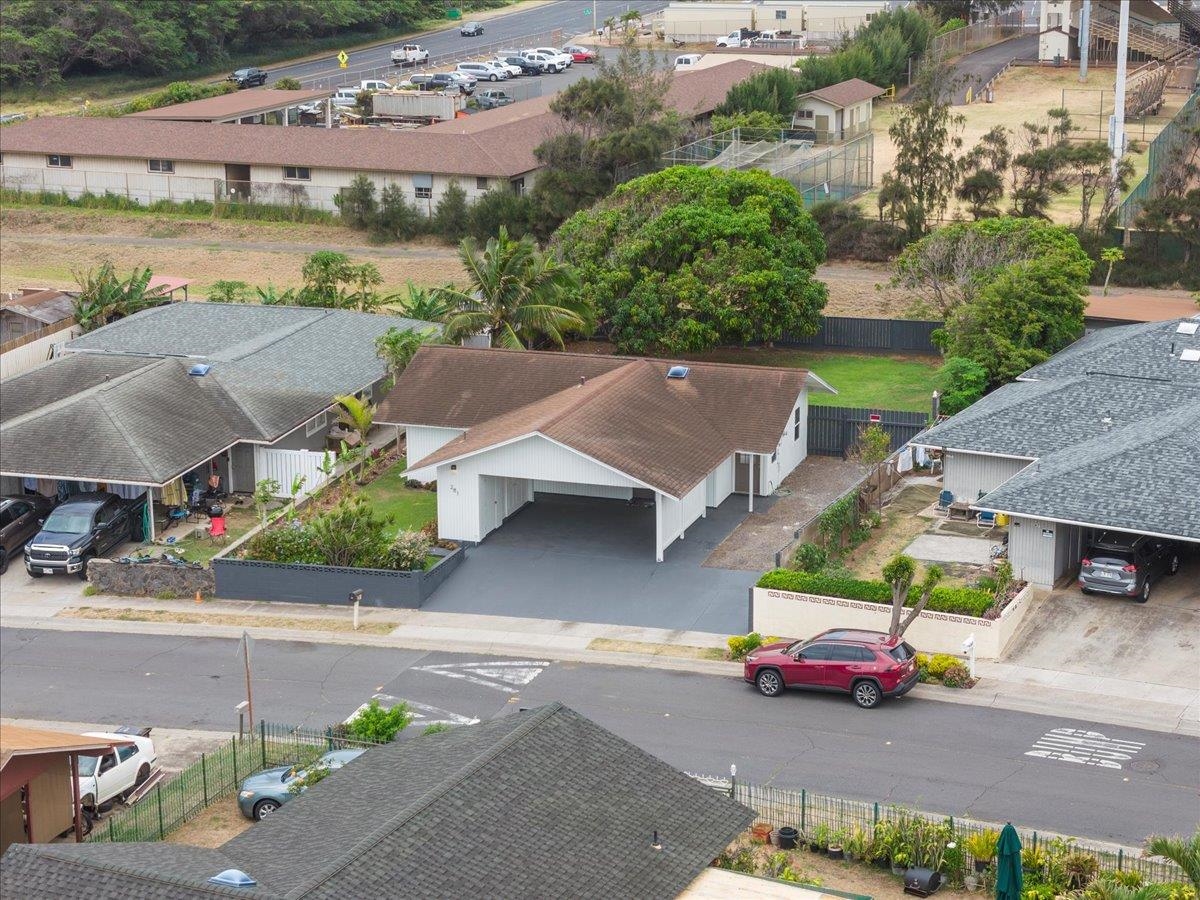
[534,360,643,432]
[0,356,159,431]
[29,846,261,898]
[93,382,164,479]
[283,704,567,899]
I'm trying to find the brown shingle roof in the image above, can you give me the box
[799,77,885,108]
[126,89,334,121]
[381,346,820,497]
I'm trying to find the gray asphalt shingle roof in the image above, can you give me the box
[918,317,1200,540]
[1,303,429,484]
[1,704,754,900]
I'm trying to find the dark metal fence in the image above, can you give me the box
[807,406,929,458]
[781,316,942,353]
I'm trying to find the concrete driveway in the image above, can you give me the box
[949,34,1038,104]
[0,538,142,616]
[421,493,757,635]
[1002,555,1200,692]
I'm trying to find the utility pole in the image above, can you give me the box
[1106,1,1129,220]
[1079,0,1091,82]
[241,631,255,734]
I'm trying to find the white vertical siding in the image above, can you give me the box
[0,324,80,380]
[533,480,632,500]
[451,435,640,487]
[657,480,707,559]
[251,447,330,498]
[758,391,807,495]
[705,455,734,508]
[437,463,481,542]
[1008,515,1060,588]
[945,451,1032,504]
[405,425,464,467]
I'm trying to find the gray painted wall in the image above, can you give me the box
[945,451,1031,503]
[1008,515,1084,588]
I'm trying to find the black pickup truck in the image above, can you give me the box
[25,492,145,579]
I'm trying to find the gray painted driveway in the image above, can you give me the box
[950,34,1038,104]
[3,628,1197,845]
[422,493,758,634]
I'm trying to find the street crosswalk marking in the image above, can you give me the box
[344,693,479,726]
[1025,727,1146,769]
[411,660,550,694]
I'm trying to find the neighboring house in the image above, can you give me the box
[0,703,755,899]
[0,303,430,539]
[0,289,76,344]
[126,89,336,126]
[793,78,885,143]
[0,61,764,213]
[376,346,834,561]
[916,317,1200,588]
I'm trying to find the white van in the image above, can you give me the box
[675,54,703,71]
[331,88,360,107]
[359,79,393,92]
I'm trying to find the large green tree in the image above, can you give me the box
[551,166,827,355]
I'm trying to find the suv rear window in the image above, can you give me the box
[1085,546,1134,565]
[887,642,916,662]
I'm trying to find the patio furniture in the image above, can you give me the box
[977,510,997,530]
[207,513,227,543]
[948,500,973,521]
[936,490,954,515]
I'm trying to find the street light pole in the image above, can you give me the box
[1107,0,1129,212]
[1079,0,1091,82]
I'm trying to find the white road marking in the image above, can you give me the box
[1025,727,1146,769]
[343,693,479,726]
[411,660,550,693]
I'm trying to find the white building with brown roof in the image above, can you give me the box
[377,346,834,561]
[793,77,885,143]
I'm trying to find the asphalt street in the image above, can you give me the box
[256,0,670,88]
[3,628,1196,846]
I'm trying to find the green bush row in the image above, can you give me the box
[757,569,994,618]
[1,188,335,224]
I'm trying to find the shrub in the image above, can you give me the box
[208,280,252,303]
[286,763,330,795]
[941,663,972,688]
[345,698,411,743]
[242,523,324,564]
[757,569,994,617]
[380,530,432,571]
[936,357,989,415]
[372,183,426,241]
[432,180,470,244]
[307,496,394,568]
[467,186,535,241]
[963,829,999,862]
[925,653,959,679]
[914,652,931,681]
[337,174,377,229]
[727,632,764,661]
[793,542,828,573]
[422,723,452,736]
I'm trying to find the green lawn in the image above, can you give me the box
[357,459,437,533]
[691,348,940,412]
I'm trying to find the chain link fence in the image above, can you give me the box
[1117,90,1200,228]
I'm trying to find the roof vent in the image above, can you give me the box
[208,870,256,888]
[188,363,212,377]
[666,365,689,379]
[1181,348,1200,362]
[1176,321,1198,335]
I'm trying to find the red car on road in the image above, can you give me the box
[743,629,919,709]
[562,45,597,63]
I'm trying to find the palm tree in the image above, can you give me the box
[71,261,156,332]
[333,393,376,483]
[375,326,440,378]
[388,281,456,322]
[436,227,593,350]
[1084,879,1173,900]
[1145,832,1200,891]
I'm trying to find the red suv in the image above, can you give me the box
[743,629,919,709]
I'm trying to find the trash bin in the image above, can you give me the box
[996,513,1010,526]
[778,827,800,850]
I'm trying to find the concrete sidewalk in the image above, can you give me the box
[3,592,1196,737]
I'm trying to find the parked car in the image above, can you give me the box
[562,45,596,63]
[1079,532,1181,602]
[24,492,144,579]
[391,43,429,67]
[228,67,268,88]
[520,51,561,74]
[237,749,366,820]
[460,21,484,36]
[1,495,56,575]
[358,79,393,92]
[443,71,477,94]
[77,728,157,814]
[490,57,526,77]
[456,61,509,82]
[529,46,572,68]
[476,88,515,110]
[331,88,361,107]
[675,53,703,71]
[743,629,919,709]
[715,29,758,47]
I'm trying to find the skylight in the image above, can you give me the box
[188,363,212,377]
[666,365,689,379]
[1176,322,1198,335]
[1180,349,1200,362]
[208,870,256,888]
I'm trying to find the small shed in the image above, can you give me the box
[0,289,75,344]
[794,77,885,143]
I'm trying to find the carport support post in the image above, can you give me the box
[748,455,755,513]
[654,492,664,563]
[70,753,83,842]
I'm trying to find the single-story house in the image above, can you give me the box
[0,302,430,538]
[0,61,765,214]
[916,317,1200,588]
[377,346,834,561]
[126,88,336,127]
[793,78,885,143]
[1,725,129,852]
[1,703,755,899]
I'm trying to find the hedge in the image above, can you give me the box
[756,569,995,618]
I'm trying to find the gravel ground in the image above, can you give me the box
[703,457,867,571]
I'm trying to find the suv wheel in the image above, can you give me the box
[1136,581,1150,604]
[852,680,881,709]
[489,73,498,81]
[253,799,281,820]
[755,669,784,697]
[1167,554,1180,575]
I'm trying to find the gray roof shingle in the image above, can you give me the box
[1,704,754,900]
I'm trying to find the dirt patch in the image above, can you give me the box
[790,850,973,900]
[165,797,252,849]
[818,263,914,319]
[587,637,726,661]
[843,483,941,580]
[60,606,396,635]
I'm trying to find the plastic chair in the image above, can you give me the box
[936,489,954,515]
[977,510,997,531]
[207,515,227,544]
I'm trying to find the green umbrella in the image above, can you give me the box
[995,823,1023,900]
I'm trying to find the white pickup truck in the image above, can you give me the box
[391,44,429,67]
[77,728,158,813]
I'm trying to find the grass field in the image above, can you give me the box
[690,348,941,412]
[357,459,438,533]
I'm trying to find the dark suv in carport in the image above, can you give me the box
[1078,532,1181,602]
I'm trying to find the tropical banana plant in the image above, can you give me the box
[71,261,157,332]
[333,393,377,484]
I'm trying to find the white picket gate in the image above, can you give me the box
[252,447,330,499]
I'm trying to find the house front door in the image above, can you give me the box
[733,453,754,495]
[224,163,251,201]
[814,114,829,142]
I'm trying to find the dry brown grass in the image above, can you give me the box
[61,606,396,635]
[164,797,252,848]
[587,638,727,661]
[842,484,941,580]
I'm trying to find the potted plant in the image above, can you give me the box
[964,830,999,873]
[844,827,868,862]
[828,828,847,861]
[891,849,910,876]
[810,823,831,853]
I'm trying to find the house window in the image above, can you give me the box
[794,407,801,441]
[304,410,328,438]
[771,449,778,463]
[148,159,174,173]
[510,177,525,195]
[796,109,814,120]
[476,176,488,190]
[47,154,72,168]
[775,9,787,19]
[1048,12,1062,27]
[283,166,311,181]
[415,186,432,199]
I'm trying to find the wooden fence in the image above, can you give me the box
[807,406,929,458]
[780,317,942,354]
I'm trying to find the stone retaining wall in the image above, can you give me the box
[88,559,215,599]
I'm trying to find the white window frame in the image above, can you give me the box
[775,9,787,19]
[476,176,488,190]
[305,410,328,437]
[47,154,72,168]
[283,165,311,181]
[148,158,175,174]
[414,185,432,200]
[796,109,814,120]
